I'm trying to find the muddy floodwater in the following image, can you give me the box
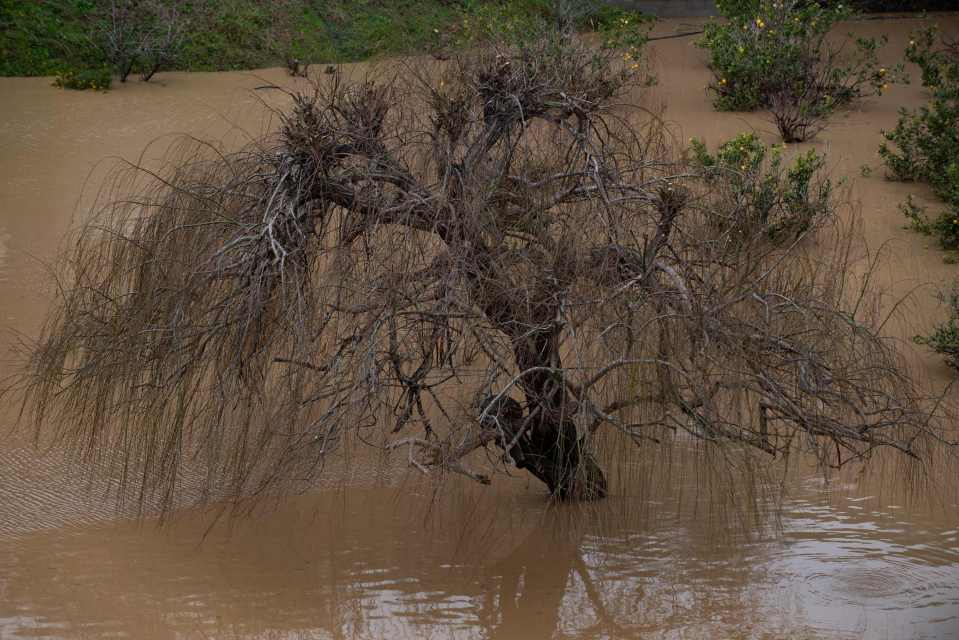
[2,16,959,640]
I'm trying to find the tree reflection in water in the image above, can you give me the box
[0,466,957,639]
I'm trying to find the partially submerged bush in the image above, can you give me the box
[94,0,186,82]
[905,25,959,90]
[596,9,653,78]
[13,33,948,513]
[898,195,959,255]
[880,96,959,187]
[456,1,649,47]
[136,2,186,81]
[53,65,112,91]
[926,208,959,253]
[882,25,959,184]
[882,24,959,253]
[900,194,931,235]
[916,285,959,370]
[454,2,652,83]
[699,0,902,141]
[689,133,833,242]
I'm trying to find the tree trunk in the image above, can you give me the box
[141,63,159,82]
[482,396,607,500]
[463,227,606,499]
[515,418,608,500]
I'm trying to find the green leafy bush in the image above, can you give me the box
[596,9,653,77]
[900,195,931,234]
[928,207,959,252]
[5,1,638,77]
[456,0,550,46]
[690,132,833,242]
[903,194,959,253]
[915,286,959,369]
[881,25,959,253]
[177,0,274,70]
[698,0,902,141]
[53,65,112,90]
[0,0,101,76]
[904,25,959,90]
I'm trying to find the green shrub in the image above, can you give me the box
[457,0,550,46]
[928,207,959,252]
[0,0,101,76]
[915,286,959,369]
[904,194,959,254]
[698,0,902,141]
[588,5,639,30]
[881,26,959,250]
[178,0,274,70]
[904,25,959,90]
[2,1,646,77]
[690,132,833,242]
[900,194,931,234]
[53,65,112,90]
[596,9,653,78]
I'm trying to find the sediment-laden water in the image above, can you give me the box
[1,16,958,640]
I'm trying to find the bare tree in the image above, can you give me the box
[94,0,186,83]
[137,1,186,82]
[549,0,599,35]
[96,0,141,82]
[14,34,951,511]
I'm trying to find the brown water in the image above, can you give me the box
[2,16,959,640]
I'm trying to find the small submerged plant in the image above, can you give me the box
[53,65,113,91]
[689,132,833,242]
[916,285,959,369]
[900,195,931,235]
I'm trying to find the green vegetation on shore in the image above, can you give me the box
[0,0,639,80]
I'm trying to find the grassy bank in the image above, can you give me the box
[0,0,591,78]
[3,1,953,81]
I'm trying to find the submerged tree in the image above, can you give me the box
[14,34,948,510]
[93,0,186,83]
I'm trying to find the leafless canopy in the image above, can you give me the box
[94,0,186,83]
[16,34,950,511]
